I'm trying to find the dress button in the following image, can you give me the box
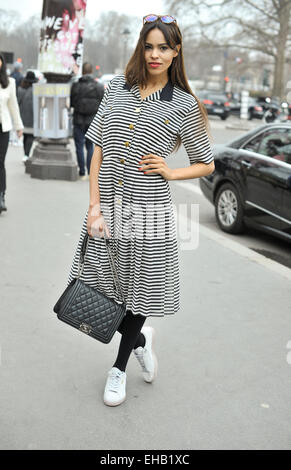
[164,119,170,124]
[116,198,122,204]
[124,141,130,147]
[118,180,123,185]
[120,159,125,164]
[129,124,134,129]
[135,107,141,113]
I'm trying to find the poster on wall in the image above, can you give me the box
[38,0,87,76]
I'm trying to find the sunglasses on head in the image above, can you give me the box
[143,14,177,25]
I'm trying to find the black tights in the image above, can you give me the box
[113,310,146,372]
[23,133,34,157]
[0,125,10,193]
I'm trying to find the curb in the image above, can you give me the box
[225,124,252,131]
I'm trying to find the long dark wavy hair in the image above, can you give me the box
[0,52,9,89]
[124,18,212,151]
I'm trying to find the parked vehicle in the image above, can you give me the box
[196,90,231,120]
[229,97,264,120]
[199,123,291,243]
[256,96,281,112]
[263,101,291,123]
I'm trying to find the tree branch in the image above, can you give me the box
[197,31,276,57]
[271,0,280,12]
[244,0,278,21]
[198,15,277,43]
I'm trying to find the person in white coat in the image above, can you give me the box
[0,52,23,213]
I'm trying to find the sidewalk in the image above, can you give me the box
[0,144,291,450]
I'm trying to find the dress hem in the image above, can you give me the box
[125,308,178,318]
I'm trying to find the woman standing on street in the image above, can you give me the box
[67,15,215,406]
[0,52,23,213]
[17,70,38,163]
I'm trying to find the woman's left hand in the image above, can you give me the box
[17,129,23,138]
[138,154,173,180]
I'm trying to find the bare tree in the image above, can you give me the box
[0,8,140,76]
[0,12,40,69]
[83,11,140,75]
[0,8,21,33]
[168,0,291,99]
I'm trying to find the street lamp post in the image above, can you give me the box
[27,0,88,181]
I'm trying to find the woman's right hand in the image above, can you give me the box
[87,206,111,238]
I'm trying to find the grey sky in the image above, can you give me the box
[0,0,165,21]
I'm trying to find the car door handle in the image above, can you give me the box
[241,160,252,168]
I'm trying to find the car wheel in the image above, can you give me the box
[220,115,227,120]
[214,183,245,234]
[247,110,253,120]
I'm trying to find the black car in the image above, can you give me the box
[199,123,291,243]
[196,91,231,120]
[229,97,264,120]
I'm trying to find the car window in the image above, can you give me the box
[257,129,291,163]
[241,133,263,152]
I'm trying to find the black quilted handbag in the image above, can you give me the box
[53,231,127,344]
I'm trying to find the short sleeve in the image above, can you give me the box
[85,78,113,147]
[179,100,214,165]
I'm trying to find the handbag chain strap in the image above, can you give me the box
[77,231,125,303]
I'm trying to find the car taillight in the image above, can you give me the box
[203,99,213,105]
[224,102,230,107]
[254,106,263,111]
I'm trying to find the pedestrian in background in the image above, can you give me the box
[10,61,24,88]
[66,14,215,407]
[70,62,104,180]
[0,52,23,214]
[17,71,38,163]
[8,61,24,146]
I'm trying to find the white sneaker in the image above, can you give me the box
[134,326,158,383]
[103,367,126,406]
[22,156,29,163]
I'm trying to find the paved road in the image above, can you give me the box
[0,120,291,450]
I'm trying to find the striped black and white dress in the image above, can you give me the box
[67,73,214,317]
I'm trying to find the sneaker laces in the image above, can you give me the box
[108,371,123,393]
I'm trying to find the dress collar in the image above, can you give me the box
[123,79,174,101]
